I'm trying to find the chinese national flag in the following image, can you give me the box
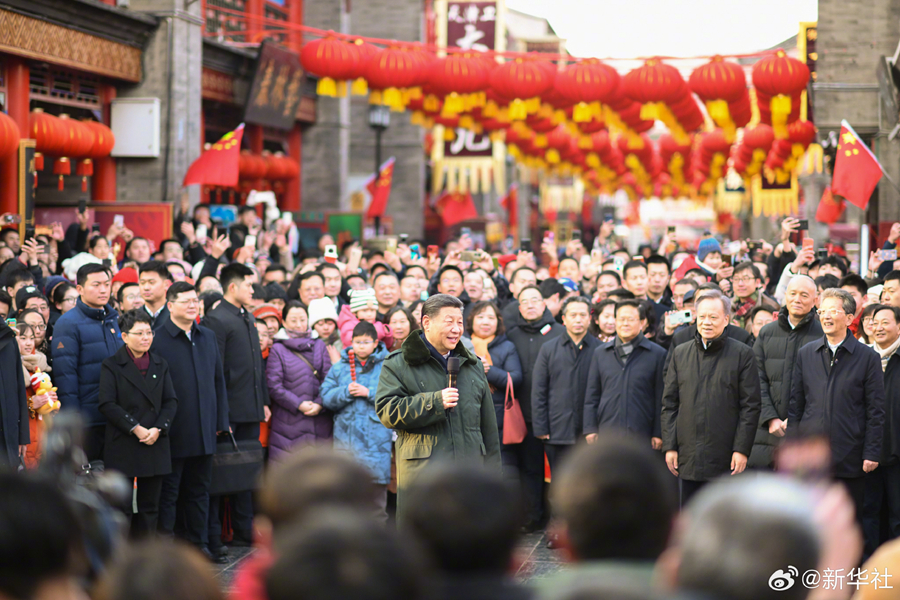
[832,120,883,210]
[366,158,395,219]
[183,124,244,187]
[436,191,478,227]
[816,186,846,224]
[500,185,518,227]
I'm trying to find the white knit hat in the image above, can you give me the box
[308,297,339,328]
[349,288,377,313]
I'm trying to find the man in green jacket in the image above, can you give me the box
[375,294,501,522]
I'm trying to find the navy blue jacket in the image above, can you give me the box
[0,324,28,466]
[52,299,123,427]
[583,335,667,439]
[788,332,885,479]
[151,318,229,458]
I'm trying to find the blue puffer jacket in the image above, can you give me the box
[321,344,392,484]
[52,299,123,427]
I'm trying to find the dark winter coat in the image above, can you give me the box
[98,346,178,478]
[788,332,885,479]
[749,308,823,468]
[321,344,391,484]
[661,332,761,482]
[878,349,900,466]
[52,299,123,427]
[150,319,229,458]
[0,324,28,466]
[505,309,566,423]
[375,331,501,522]
[266,333,333,459]
[583,335,667,440]
[472,334,523,433]
[202,300,269,424]
[531,333,601,444]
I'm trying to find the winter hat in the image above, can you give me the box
[264,282,288,304]
[16,286,46,310]
[42,276,68,299]
[308,297,339,328]
[349,288,377,313]
[697,237,722,263]
[112,267,139,284]
[253,303,283,327]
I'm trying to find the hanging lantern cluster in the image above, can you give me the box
[691,130,733,196]
[27,110,114,191]
[658,133,692,193]
[765,120,816,183]
[751,49,810,139]
[732,124,775,183]
[621,58,703,145]
[689,56,751,142]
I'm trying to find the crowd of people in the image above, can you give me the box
[4,203,900,600]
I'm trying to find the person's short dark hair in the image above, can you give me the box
[88,235,108,252]
[373,270,400,287]
[510,266,536,285]
[516,284,542,301]
[266,509,427,600]
[16,307,44,327]
[259,447,378,530]
[820,255,848,276]
[76,263,112,287]
[697,282,722,293]
[159,238,183,254]
[732,261,761,280]
[237,205,256,217]
[674,277,700,291]
[421,293,464,321]
[838,273,868,298]
[251,283,267,301]
[539,278,567,300]
[874,304,900,324]
[51,281,75,308]
[298,270,326,287]
[166,261,186,276]
[552,433,676,561]
[0,288,10,309]
[406,464,524,575]
[561,295,591,317]
[559,256,580,271]
[0,228,18,245]
[645,254,671,272]
[684,267,708,281]
[387,305,416,332]
[596,270,622,287]
[282,299,306,322]
[6,267,34,290]
[119,308,152,333]
[814,274,839,291]
[465,301,504,337]
[606,288,635,301]
[746,306,774,326]
[193,203,210,217]
[96,540,222,600]
[405,265,428,280]
[622,260,648,280]
[593,298,616,317]
[352,320,377,341]
[199,290,223,315]
[139,260,173,282]
[266,264,288,276]
[124,236,149,257]
[614,298,646,319]
[117,282,139,305]
[885,270,900,286]
[166,281,196,303]
[0,473,84,600]
[220,263,254,294]
[265,282,289,303]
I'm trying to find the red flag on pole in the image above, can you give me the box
[183,124,244,187]
[816,186,846,224]
[365,157,396,219]
[500,184,518,227]
[831,120,883,210]
[435,191,478,227]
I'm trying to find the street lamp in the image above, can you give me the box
[368,105,390,235]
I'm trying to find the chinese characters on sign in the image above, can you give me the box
[444,2,497,158]
[769,566,892,592]
[245,41,306,130]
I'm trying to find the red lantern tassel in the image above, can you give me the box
[34,152,44,171]
[58,175,64,191]
[81,177,88,192]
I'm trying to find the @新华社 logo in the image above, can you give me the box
[769,566,798,591]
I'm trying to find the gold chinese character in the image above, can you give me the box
[254,61,275,107]
[271,64,290,109]
[282,70,303,118]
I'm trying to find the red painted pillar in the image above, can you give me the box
[285,123,301,211]
[0,57,29,216]
[92,84,117,202]
[288,0,303,54]
[247,124,264,195]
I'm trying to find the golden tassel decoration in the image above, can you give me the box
[770,94,792,139]
[316,77,338,97]
[351,77,368,96]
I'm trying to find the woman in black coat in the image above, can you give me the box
[463,301,524,471]
[98,310,177,537]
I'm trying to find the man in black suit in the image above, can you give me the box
[139,260,172,329]
[202,263,269,556]
[153,282,229,562]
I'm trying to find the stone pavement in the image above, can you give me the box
[214,530,567,591]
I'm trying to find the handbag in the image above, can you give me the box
[289,348,324,382]
[502,372,527,445]
[210,431,264,496]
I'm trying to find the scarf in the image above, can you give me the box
[733,291,759,325]
[872,336,900,372]
[470,334,496,392]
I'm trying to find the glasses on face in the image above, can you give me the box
[123,294,141,302]
[125,330,154,339]
[62,296,78,305]
[27,323,47,331]
[819,308,846,318]
[863,317,875,325]
[732,277,757,284]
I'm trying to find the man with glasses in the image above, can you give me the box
[117,282,145,312]
[152,282,229,562]
[789,288,884,536]
[730,262,779,330]
[661,291,761,506]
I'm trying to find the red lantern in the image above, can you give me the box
[689,56,746,102]
[82,120,116,159]
[366,46,422,110]
[53,156,70,190]
[29,109,65,171]
[0,111,20,160]
[554,59,620,122]
[752,50,810,138]
[300,34,360,97]
[743,124,775,150]
[429,53,490,115]
[788,120,816,148]
[58,115,96,158]
[344,39,378,95]
[622,58,687,106]
[490,58,555,120]
[239,151,268,182]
